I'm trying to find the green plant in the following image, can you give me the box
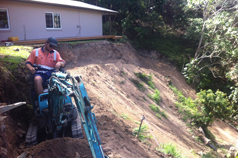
[120,80,125,84]
[134,72,155,89]
[0,46,33,72]
[132,125,152,142]
[149,104,161,113]
[149,104,168,119]
[195,89,232,128]
[142,96,147,101]
[160,111,168,119]
[130,78,146,91]
[148,89,161,105]
[121,113,132,120]
[195,136,202,143]
[160,143,185,158]
[156,114,161,119]
[120,70,127,76]
[201,151,217,158]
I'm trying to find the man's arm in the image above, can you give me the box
[55,61,65,71]
[26,63,36,74]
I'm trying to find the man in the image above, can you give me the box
[26,37,65,97]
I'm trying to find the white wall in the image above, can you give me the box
[80,10,102,37]
[0,1,103,41]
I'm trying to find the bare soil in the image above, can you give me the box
[1,41,238,158]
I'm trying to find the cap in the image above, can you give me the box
[46,37,58,47]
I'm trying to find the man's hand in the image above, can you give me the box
[29,67,36,74]
[55,62,64,71]
[26,63,36,74]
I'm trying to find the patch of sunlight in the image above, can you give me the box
[0,46,33,59]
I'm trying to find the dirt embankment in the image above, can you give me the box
[1,41,238,158]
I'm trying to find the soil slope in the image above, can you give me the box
[1,41,238,158]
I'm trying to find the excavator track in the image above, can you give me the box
[26,122,38,147]
[71,114,83,139]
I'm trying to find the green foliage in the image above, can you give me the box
[134,72,155,89]
[149,104,160,113]
[156,113,161,119]
[148,89,161,105]
[201,151,218,158]
[159,143,185,158]
[149,104,167,119]
[228,86,238,118]
[0,46,32,72]
[195,136,202,143]
[195,89,232,127]
[121,113,132,120]
[132,124,152,142]
[183,0,238,92]
[171,84,233,128]
[160,111,168,119]
[130,78,146,91]
[142,96,148,101]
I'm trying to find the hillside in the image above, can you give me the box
[0,41,238,158]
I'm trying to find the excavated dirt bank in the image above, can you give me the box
[0,41,238,158]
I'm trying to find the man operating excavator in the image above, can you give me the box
[25,37,65,97]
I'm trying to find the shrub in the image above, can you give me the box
[132,125,152,142]
[160,143,185,158]
[130,78,146,91]
[149,104,168,119]
[195,89,232,128]
[149,104,161,113]
[135,72,155,89]
[148,89,161,104]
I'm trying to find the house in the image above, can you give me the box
[0,0,117,42]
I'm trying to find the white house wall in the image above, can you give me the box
[0,1,103,41]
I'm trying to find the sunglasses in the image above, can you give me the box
[49,43,55,49]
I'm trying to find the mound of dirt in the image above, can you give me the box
[26,138,92,158]
[1,40,238,158]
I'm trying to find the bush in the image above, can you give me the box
[160,143,185,158]
[195,89,232,128]
[135,72,155,89]
[149,104,168,119]
[132,125,152,142]
[148,89,161,105]
[130,78,146,91]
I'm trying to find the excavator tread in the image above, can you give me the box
[72,115,83,139]
[26,122,37,147]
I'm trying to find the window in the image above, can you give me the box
[0,8,10,30]
[45,12,61,29]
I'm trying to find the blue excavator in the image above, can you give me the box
[26,67,108,158]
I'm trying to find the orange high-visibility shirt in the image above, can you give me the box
[26,47,65,68]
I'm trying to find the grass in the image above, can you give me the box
[149,104,168,119]
[201,151,218,158]
[134,72,155,89]
[121,113,132,120]
[159,143,185,158]
[130,78,146,91]
[132,124,152,142]
[149,104,161,113]
[120,80,125,84]
[142,96,148,101]
[148,89,161,105]
[169,85,199,124]
[0,46,33,72]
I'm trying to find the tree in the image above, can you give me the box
[183,0,238,91]
[195,89,232,129]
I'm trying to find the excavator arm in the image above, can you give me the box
[48,71,108,158]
